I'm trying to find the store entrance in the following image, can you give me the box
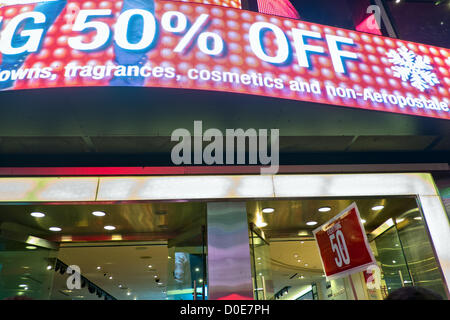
[247,197,448,300]
[0,202,207,300]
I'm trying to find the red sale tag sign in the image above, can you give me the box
[313,203,376,280]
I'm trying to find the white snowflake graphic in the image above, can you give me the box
[386,46,440,92]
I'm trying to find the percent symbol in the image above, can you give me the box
[161,11,224,56]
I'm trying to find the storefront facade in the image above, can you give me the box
[0,0,449,300]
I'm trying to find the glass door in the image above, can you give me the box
[249,224,274,300]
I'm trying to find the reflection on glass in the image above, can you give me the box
[396,208,447,299]
[0,237,56,300]
[372,225,412,295]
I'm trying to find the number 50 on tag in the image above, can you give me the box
[313,203,376,280]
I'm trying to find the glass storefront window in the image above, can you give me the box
[0,202,207,300]
[247,197,448,300]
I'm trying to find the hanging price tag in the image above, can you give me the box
[313,203,376,280]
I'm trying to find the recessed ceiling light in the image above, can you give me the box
[154,275,158,278]
[19,284,27,288]
[47,265,52,270]
[262,208,274,214]
[31,212,45,218]
[109,276,113,280]
[49,227,62,232]
[97,266,101,270]
[306,221,317,226]
[148,265,152,268]
[127,292,131,296]
[255,221,268,228]
[414,217,422,220]
[371,205,384,211]
[297,259,301,263]
[25,246,37,250]
[92,211,106,217]
[104,225,116,231]
[318,206,331,212]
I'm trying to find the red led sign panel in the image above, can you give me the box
[313,203,376,280]
[257,0,300,19]
[0,0,449,120]
[168,0,241,9]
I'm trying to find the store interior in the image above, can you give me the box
[0,197,447,300]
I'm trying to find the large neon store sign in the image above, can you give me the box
[0,0,449,120]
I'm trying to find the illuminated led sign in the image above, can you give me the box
[0,0,449,120]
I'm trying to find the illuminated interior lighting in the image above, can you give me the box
[61,236,72,242]
[111,234,122,241]
[256,221,268,228]
[127,292,131,296]
[255,214,268,228]
[97,266,101,270]
[306,221,317,226]
[47,265,52,270]
[25,246,37,250]
[109,276,113,280]
[19,284,27,288]
[396,218,404,223]
[92,211,106,217]
[370,218,394,239]
[195,268,200,272]
[49,227,62,232]
[30,212,45,218]
[371,205,384,211]
[148,265,152,268]
[414,217,423,220]
[361,219,367,224]
[104,225,116,231]
[318,207,331,212]
[262,208,274,213]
